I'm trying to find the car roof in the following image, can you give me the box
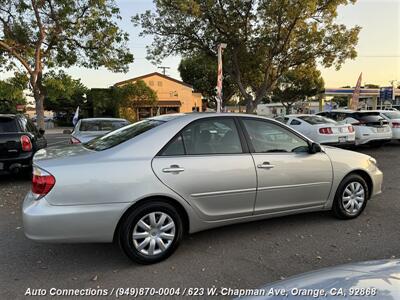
[80,118,128,122]
[320,109,355,113]
[0,114,17,118]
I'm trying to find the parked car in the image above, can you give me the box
[23,113,382,264]
[275,114,355,147]
[239,259,400,300]
[0,114,47,174]
[317,110,392,146]
[372,110,400,141]
[70,118,130,144]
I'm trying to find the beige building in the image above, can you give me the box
[115,72,203,120]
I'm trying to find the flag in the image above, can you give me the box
[72,106,79,126]
[350,73,362,110]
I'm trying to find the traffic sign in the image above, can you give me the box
[379,87,393,101]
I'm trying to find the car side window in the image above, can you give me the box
[242,119,309,153]
[160,118,243,155]
[290,119,301,125]
[160,134,185,156]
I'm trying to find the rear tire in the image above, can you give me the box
[119,201,183,264]
[332,174,369,219]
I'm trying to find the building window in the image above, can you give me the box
[149,81,154,86]
[157,81,163,87]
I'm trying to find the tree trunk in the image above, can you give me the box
[34,92,46,130]
[31,71,46,130]
[245,98,255,113]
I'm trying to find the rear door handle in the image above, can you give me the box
[162,165,185,173]
[257,162,275,169]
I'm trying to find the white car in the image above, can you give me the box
[317,110,392,146]
[372,110,400,141]
[275,114,356,146]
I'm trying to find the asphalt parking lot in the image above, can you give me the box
[1,133,399,299]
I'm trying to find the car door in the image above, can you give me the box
[239,117,333,214]
[152,117,257,221]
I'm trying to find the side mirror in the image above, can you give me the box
[63,129,72,134]
[39,129,45,135]
[309,142,322,154]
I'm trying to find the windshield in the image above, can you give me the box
[80,120,129,132]
[83,119,165,151]
[382,111,400,119]
[298,115,337,125]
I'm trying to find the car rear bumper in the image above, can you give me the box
[0,152,32,173]
[355,131,392,145]
[22,192,129,243]
[321,141,355,147]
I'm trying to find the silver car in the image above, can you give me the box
[240,259,400,299]
[70,118,130,144]
[23,113,383,264]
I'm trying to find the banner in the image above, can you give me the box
[350,73,362,110]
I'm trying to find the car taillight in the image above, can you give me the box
[348,126,355,133]
[70,137,81,144]
[20,135,32,151]
[392,122,400,128]
[32,167,56,199]
[319,127,333,134]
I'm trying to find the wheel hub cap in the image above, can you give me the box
[342,182,365,215]
[132,212,175,256]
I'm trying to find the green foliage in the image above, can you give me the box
[364,84,380,89]
[0,0,133,128]
[87,80,157,121]
[0,73,28,113]
[272,64,325,113]
[331,96,349,107]
[134,0,360,112]
[114,80,158,107]
[178,54,237,107]
[43,70,88,113]
[0,0,133,73]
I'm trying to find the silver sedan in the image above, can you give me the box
[23,113,383,264]
[70,118,130,144]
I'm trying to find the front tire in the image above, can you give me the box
[332,174,369,219]
[119,201,183,264]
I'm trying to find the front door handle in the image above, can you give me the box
[257,162,275,169]
[162,165,185,173]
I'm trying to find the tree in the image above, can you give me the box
[364,84,379,89]
[115,80,158,122]
[43,71,88,115]
[178,54,237,108]
[0,0,133,129]
[0,73,28,113]
[272,64,324,114]
[133,0,360,113]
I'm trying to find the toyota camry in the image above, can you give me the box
[23,113,383,264]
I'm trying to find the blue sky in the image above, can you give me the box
[2,0,399,89]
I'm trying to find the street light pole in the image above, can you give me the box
[216,43,227,113]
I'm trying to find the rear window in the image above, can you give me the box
[298,115,336,125]
[80,120,129,131]
[382,111,400,119]
[351,112,383,122]
[83,119,165,151]
[0,118,18,133]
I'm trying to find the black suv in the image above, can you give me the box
[0,114,47,174]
